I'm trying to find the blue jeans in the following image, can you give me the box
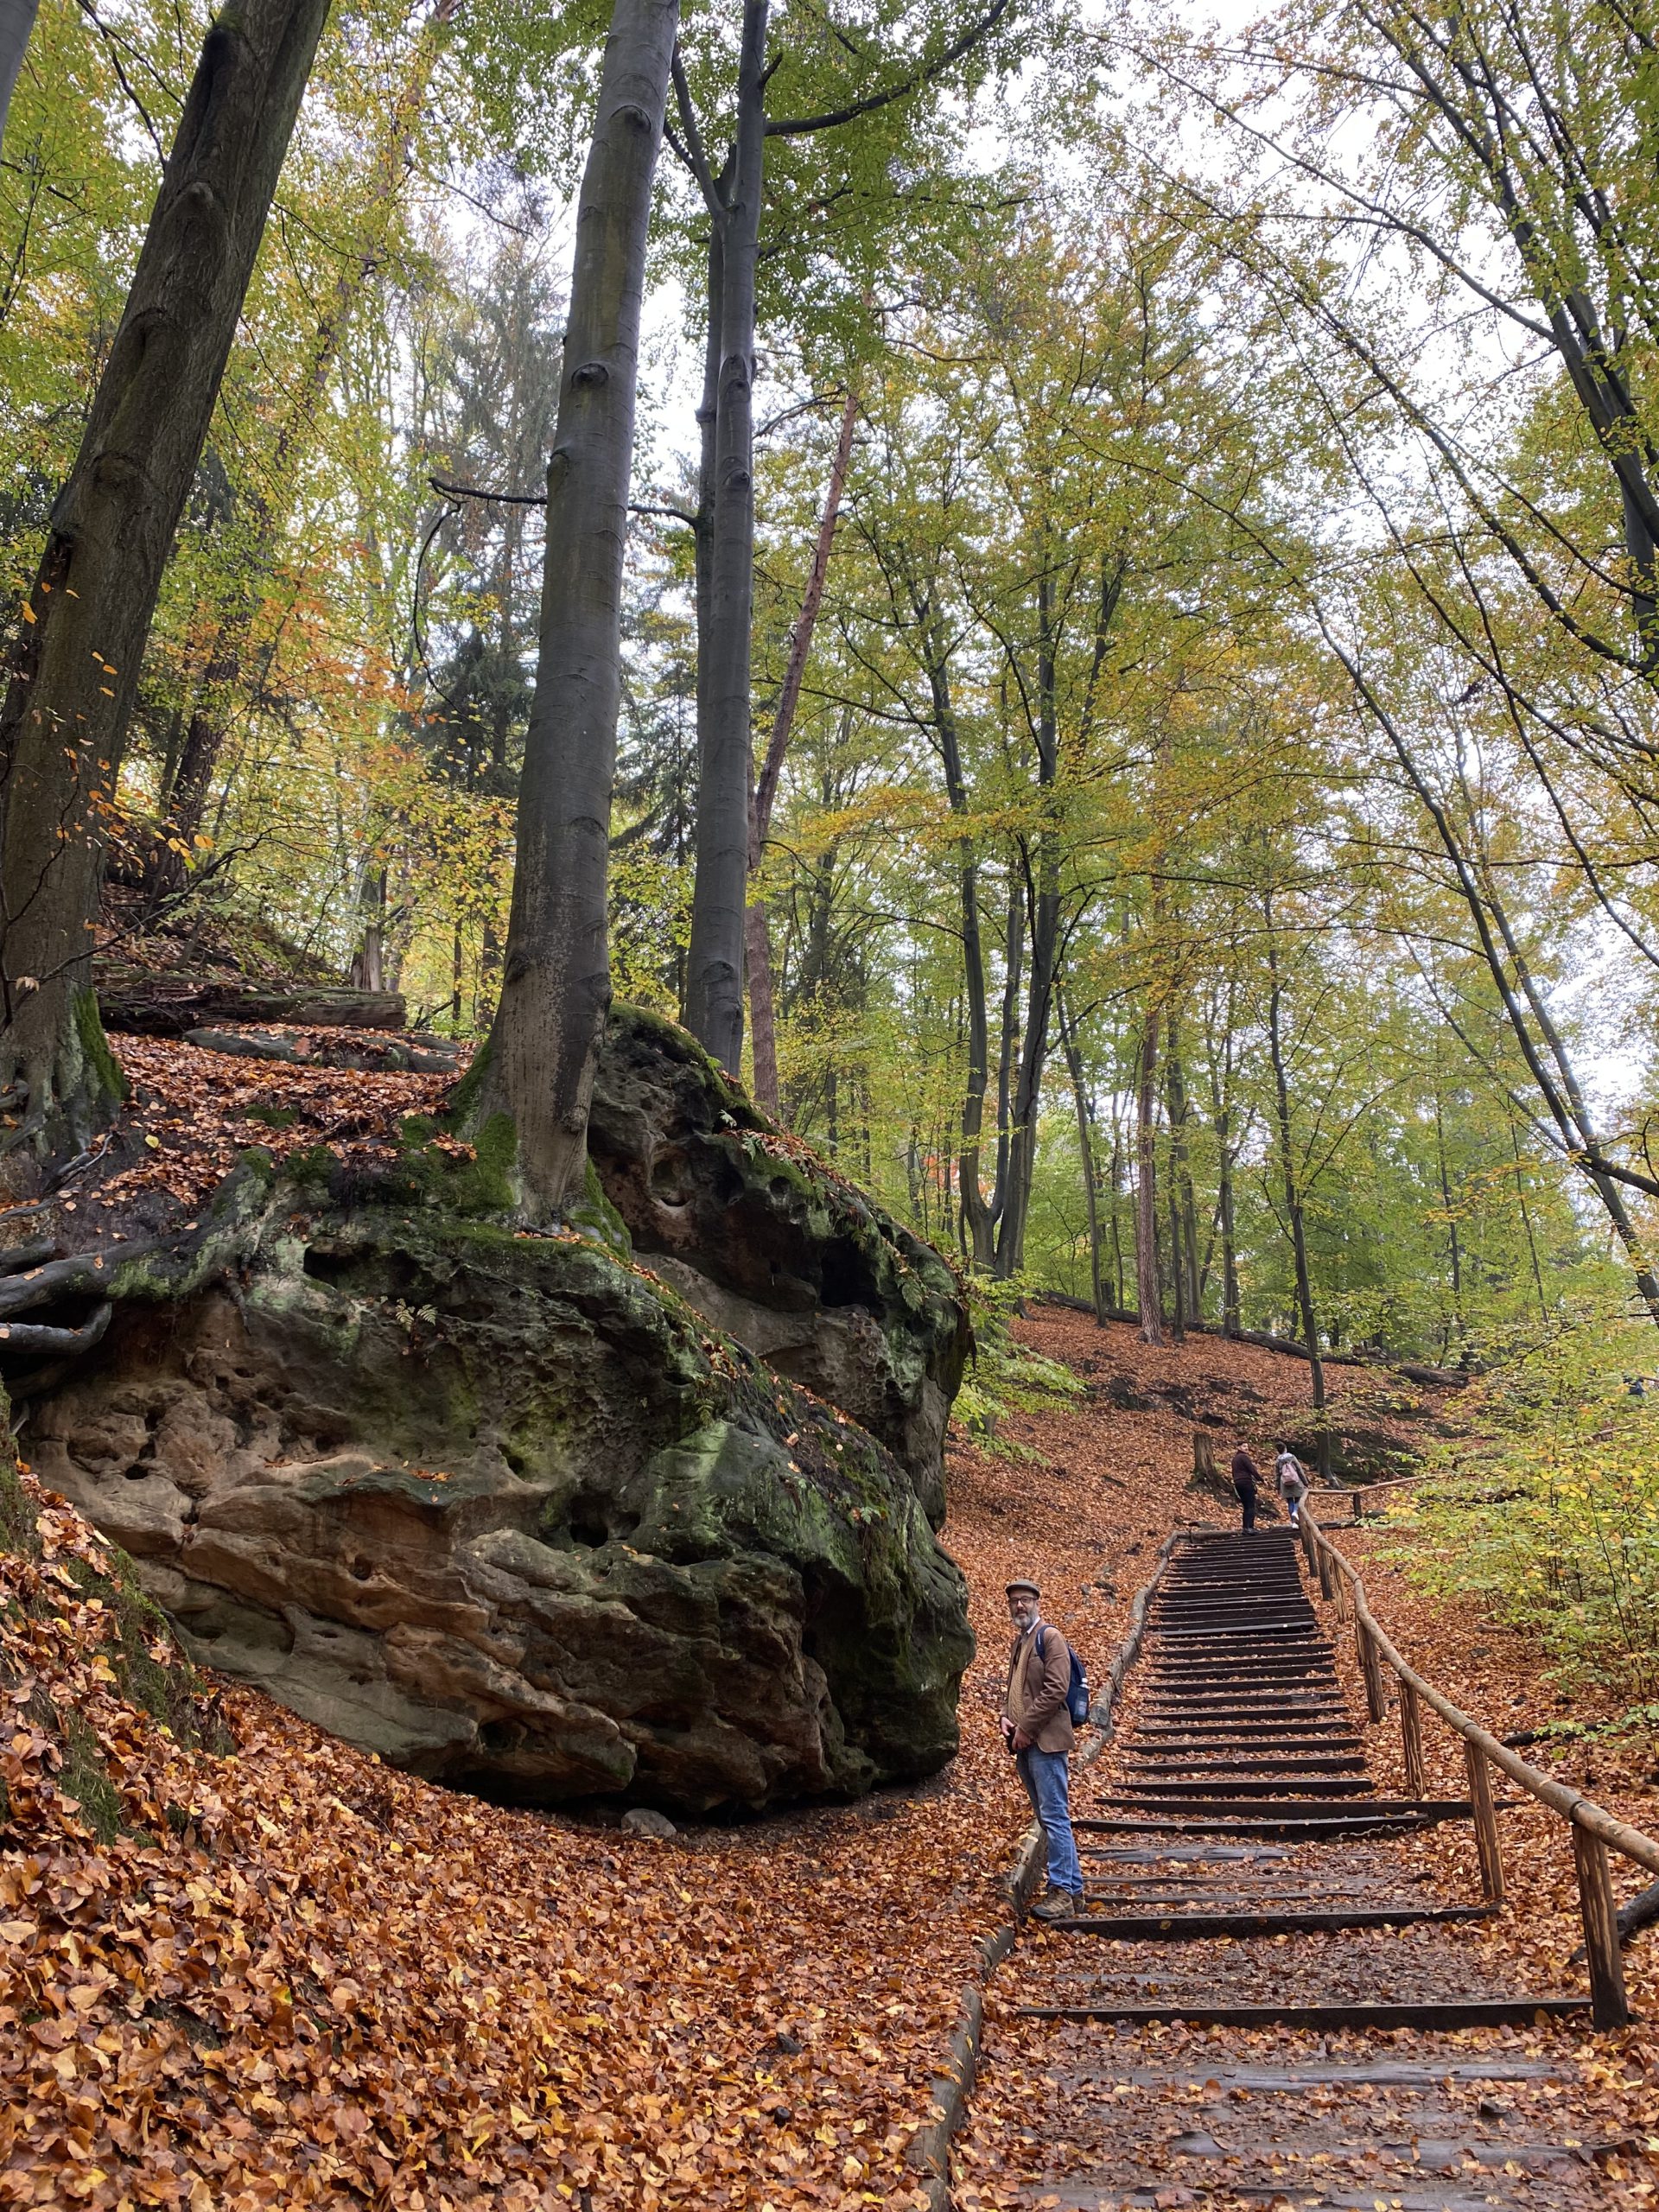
[1017,1745,1082,1895]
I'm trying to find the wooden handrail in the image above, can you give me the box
[1300,1505,1658,2026]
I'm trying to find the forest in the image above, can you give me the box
[8,0,1659,1617]
[3,0,1659,2199]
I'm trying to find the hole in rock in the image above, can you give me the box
[818,1241,879,1313]
[648,1150,693,1208]
[350,1557,373,1581]
[123,1462,151,1482]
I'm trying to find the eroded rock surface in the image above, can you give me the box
[31,1157,974,1813]
[588,1007,969,1523]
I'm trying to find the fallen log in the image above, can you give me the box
[183,1027,459,1074]
[1039,1292,1472,1383]
[97,971,406,1035]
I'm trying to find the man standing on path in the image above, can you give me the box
[1231,1444,1260,1533]
[1003,1578,1084,1923]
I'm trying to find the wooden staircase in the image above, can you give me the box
[995,1529,1628,2209]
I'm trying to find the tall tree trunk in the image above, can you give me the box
[682,0,767,1074]
[1165,1160,1185,1343]
[1058,987,1105,1323]
[462,0,677,1215]
[348,864,388,992]
[0,0,334,1160]
[1216,1102,1240,1337]
[1433,1085,1466,1362]
[0,0,41,150]
[1167,1011,1202,1322]
[990,874,1023,1225]
[995,569,1062,1281]
[907,573,993,1268]
[747,382,856,1112]
[1135,1013,1163,1345]
[1109,1114,1126,1309]
[1264,928,1327,1470]
[1205,987,1242,1337]
[146,0,462,903]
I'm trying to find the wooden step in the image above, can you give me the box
[1045,1904,1498,1938]
[1122,1751,1369,1774]
[1105,1778,1378,1802]
[1016,1998,1595,2028]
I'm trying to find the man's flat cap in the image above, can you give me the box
[1005,1578,1040,1598]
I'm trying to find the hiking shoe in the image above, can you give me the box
[1031,1887,1082,1923]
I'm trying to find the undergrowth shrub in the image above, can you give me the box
[1385,1306,1659,1701]
[952,1278,1084,1462]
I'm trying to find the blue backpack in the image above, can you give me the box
[1038,1625,1091,1727]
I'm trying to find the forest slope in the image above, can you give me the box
[4,1309,1657,2208]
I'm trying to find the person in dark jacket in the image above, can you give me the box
[1231,1445,1260,1532]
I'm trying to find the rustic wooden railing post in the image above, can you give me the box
[1400,1676,1426,1798]
[1357,1619,1386,1723]
[1465,1741,1505,1904]
[1571,1822,1630,2028]
[1316,1541,1334,1600]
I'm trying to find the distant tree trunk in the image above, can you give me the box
[145,0,463,905]
[1264,924,1327,1470]
[1205,998,1242,1337]
[1508,1107,1550,1326]
[348,866,388,993]
[0,0,335,1161]
[682,0,767,1075]
[1135,1014,1163,1345]
[0,0,41,149]
[1168,1013,1202,1322]
[995,569,1062,1281]
[905,575,994,1267]
[747,383,856,1112]
[990,875,1023,1225]
[1433,1084,1466,1362]
[461,0,677,1216]
[1216,1112,1240,1336]
[1165,1168,1185,1343]
[1058,987,1105,1322]
[1109,1115,1127,1308]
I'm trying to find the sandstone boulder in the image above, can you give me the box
[30,1152,973,1814]
[588,1007,969,1523]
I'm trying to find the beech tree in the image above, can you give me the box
[461,0,678,1217]
[667,0,1016,1076]
[0,0,335,1160]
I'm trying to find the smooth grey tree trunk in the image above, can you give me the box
[680,0,767,1074]
[746,383,856,1112]
[465,0,677,1217]
[1058,988,1105,1323]
[995,573,1061,1281]
[1135,1014,1163,1345]
[904,565,993,1268]
[1264,922,1328,1470]
[0,0,335,1162]
[0,0,40,150]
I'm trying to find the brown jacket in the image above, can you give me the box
[1006,1621,1075,1755]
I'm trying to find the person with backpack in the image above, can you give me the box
[1274,1443,1310,1529]
[1231,1444,1261,1533]
[1002,1577,1087,1922]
